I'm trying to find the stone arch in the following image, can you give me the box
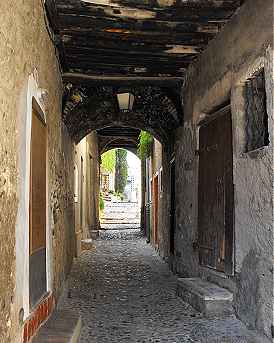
[62,84,183,145]
[99,136,139,156]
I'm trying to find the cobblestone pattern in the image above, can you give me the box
[59,230,268,343]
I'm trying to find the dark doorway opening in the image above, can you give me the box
[170,160,176,255]
[153,175,159,246]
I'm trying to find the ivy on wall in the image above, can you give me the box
[115,149,128,194]
[137,130,153,160]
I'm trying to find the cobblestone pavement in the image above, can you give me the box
[59,230,268,343]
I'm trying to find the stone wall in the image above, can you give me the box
[174,0,273,339]
[0,1,75,342]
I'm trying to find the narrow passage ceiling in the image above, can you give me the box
[45,0,243,144]
[46,0,242,78]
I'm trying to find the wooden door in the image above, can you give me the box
[153,175,159,245]
[29,108,47,308]
[80,157,84,228]
[170,161,176,254]
[198,106,234,274]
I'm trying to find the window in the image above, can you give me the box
[244,69,269,152]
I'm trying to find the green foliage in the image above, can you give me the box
[99,192,105,211]
[137,131,153,160]
[115,149,128,194]
[101,149,116,173]
[114,192,124,201]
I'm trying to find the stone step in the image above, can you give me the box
[177,277,233,318]
[32,310,81,343]
[81,239,94,251]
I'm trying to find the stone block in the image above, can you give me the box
[81,239,94,251]
[177,277,234,318]
[32,310,81,343]
[90,230,100,240]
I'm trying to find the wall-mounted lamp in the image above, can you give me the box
[117,93,134,112]
[37,88,49,104]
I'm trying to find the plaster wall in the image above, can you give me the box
[74,132,99,255]
[174,0,273,339]
[86,132,100,234]
[0,1,75,342]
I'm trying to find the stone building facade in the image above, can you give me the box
[144,1,273,340]
[174,1,273,339]
[0,1,71,342]
[0,1,98,342]
[0,0,273,342]
[144,0,273,340]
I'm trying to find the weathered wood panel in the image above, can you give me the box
[45,0,242,77]
[198,106,234,274]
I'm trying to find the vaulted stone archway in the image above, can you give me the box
[98,127,140,155]
[62,83,183,144]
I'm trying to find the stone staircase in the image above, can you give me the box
[32,310,81,343]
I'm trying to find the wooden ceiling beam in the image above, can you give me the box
[55,0,240,19]
[45,0,243,80]
[104,0,241,10]
[97,127,140,137]
[64,46,198,60]
[55,0,240,8]
[66,60,189,72]
[61,33,208,50]
[58,14,221,34]
[60,30,213,45]
[63,72,184,86]
[67,68,185,77]
[66,50,192,64]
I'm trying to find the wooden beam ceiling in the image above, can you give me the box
[63,72,184,86]
[46,0,242,79]
[97,127,140,138]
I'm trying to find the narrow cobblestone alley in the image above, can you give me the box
[59,230,265,343]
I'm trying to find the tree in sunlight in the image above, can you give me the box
[115,149,128,194]
[101,149,116,173]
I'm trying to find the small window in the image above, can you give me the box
[244,69,269,152]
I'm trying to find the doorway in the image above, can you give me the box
[153,175,159,246]
[29,108,47,308]
[170,160,176,255]
[198,106,234,275]
[99,149,142,232]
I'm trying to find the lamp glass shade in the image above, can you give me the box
[117,93,134,111]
